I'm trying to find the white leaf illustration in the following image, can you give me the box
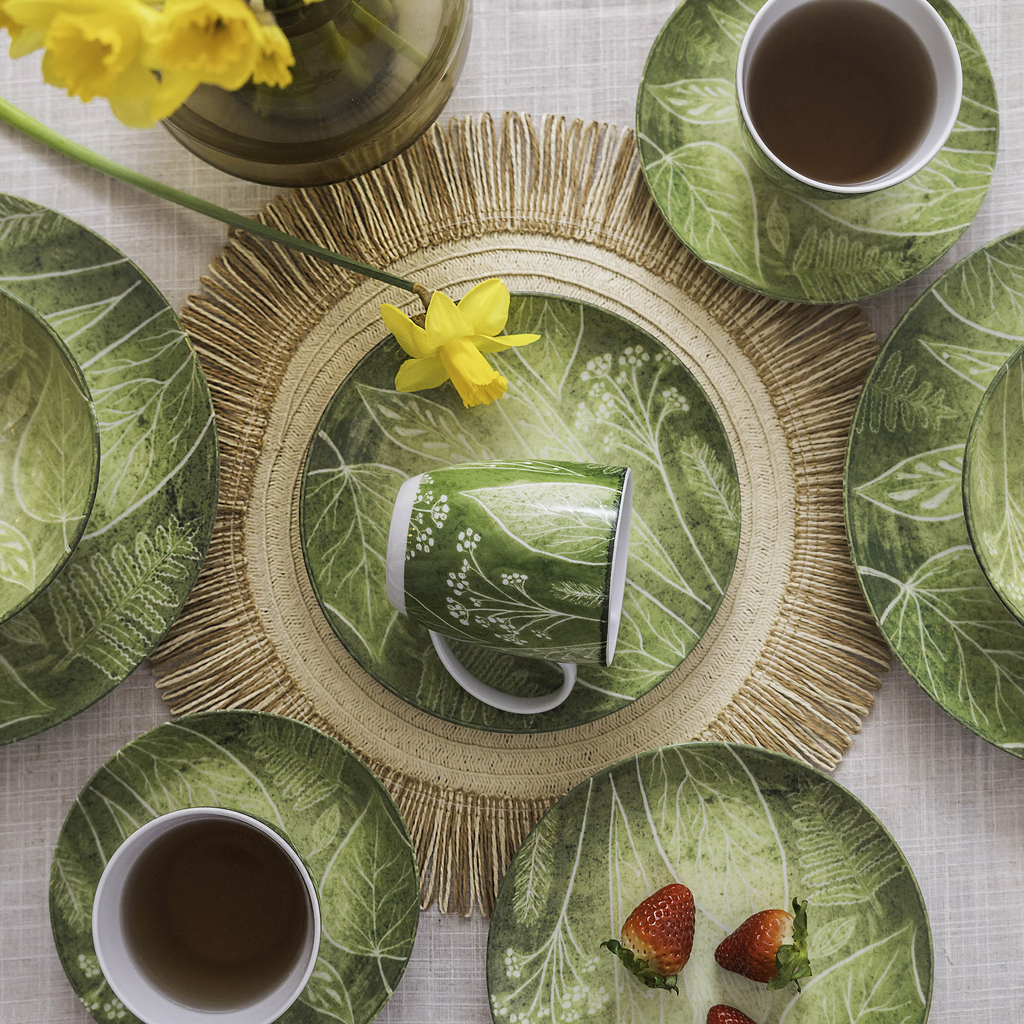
[708,3,747,45]
[643,141,762,286]
[780,924,927,1023]
[513,823,553,924]
[47,519,199,679]
[853,445,965,522]
[810,915,858,960]
[51,847,93,930]
[792,780,903,911]
[311,805,343,857]
[919,337,1009,391]
[680,437,739,528]
[0,194,70,248]
[859,546,1024,737]
[83,313,214,536]
[463,481,617,564]
[0,518,34,591]
[647,78,736,124]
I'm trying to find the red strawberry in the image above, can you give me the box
[707,1007,758,1024]
[602,882,695,993]
[714,898,811,991]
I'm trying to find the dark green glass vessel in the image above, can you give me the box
[164,0,471,186]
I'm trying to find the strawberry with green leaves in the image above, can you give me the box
[714,898,812,990]
[602,882,695,994]
[707,1006,758,1024]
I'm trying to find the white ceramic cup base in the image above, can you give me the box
[91,807,321,1024]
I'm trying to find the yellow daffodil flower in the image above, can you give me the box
[251,20,293,88]
[39,2,157,104]
[152,0,262,92]
[381,280,540,408]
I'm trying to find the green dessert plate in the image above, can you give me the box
[964,342,1024,625]
[487,742,932,1024]
[0,195,218,743]
[50,711,419,1024]
[636,0,999,304]
[0,287,100,624]
[300,295,741,733]
[845,228,1024,757]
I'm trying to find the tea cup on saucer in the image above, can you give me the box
[736,0,963,200]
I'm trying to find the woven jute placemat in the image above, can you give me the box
[151,112,890,915]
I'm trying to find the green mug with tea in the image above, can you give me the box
[736,0,962,200]
[386,460,633,714]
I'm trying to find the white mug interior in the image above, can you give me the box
[92,807,321,1024]
[736,0,963,194]
[385,468,634,712]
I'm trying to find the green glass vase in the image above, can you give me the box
[163,0,471,186]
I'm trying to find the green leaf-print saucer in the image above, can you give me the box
[486,742,932,1024]
[0,195,218,743]
[50,711,419,1024]
[964,342,1024,625]
[300,295,740,733]
[636,0,998,304]
[845,228,1024,757]
[0,287,100,624]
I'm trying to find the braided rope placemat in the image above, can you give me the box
[151,113,890,915]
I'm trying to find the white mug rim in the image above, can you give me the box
[91,807,321,1024]
[735,0,964,195]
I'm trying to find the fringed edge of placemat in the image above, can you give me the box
[150,112,890,914]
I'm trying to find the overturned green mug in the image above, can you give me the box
[386,460,633,714]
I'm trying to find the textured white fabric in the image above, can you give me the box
[1,1,1023,1021]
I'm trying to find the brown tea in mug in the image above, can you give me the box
[746,0,938,185]
[122,818,311,1009]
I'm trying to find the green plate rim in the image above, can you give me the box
[963,340,1024,626]
[298,291,741,733]
[635,0,1000,305]
[843,224,1024,757]
[48,709,420,1024]
[0,195,220,743]
[485,739,934,1021]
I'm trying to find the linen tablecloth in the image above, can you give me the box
[1,1,1022,1020]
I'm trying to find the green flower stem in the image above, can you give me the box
[0,97,420,294]
[350,2,427,65]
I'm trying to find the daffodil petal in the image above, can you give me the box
[395,355,449,392]
[457,278,510,336]
[473,332,541,353]
[438,337,508,407]
[425,291,474,350]
[381,303,432,358]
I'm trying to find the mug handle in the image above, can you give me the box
[428,631,577,715]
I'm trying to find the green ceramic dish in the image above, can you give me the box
[845,228,1024,757]
[0,287,99,624]
[635,0,998,304]
[0,195,219,743]
[50,711,420,1024]
[964,343,1024,625]
[300,294,741,733]
[487,742,932,1024]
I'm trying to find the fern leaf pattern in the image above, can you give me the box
[512,823,553,924]
[792,781,903,911]
[680,438,740,528]
[46,518,199,679]
[0,195,70,249]
[551,581,605,607]
[51,847,93,930]
[858,351,957,434]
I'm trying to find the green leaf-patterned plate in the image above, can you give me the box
[845,228,1024,757]
[0,195,218,743]
[300,295,740,733]
[636,0,999,304]
[0,287,100,624]
[50,711,419,1024]
[964,342,1024,625]
[487,742,932,1024]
